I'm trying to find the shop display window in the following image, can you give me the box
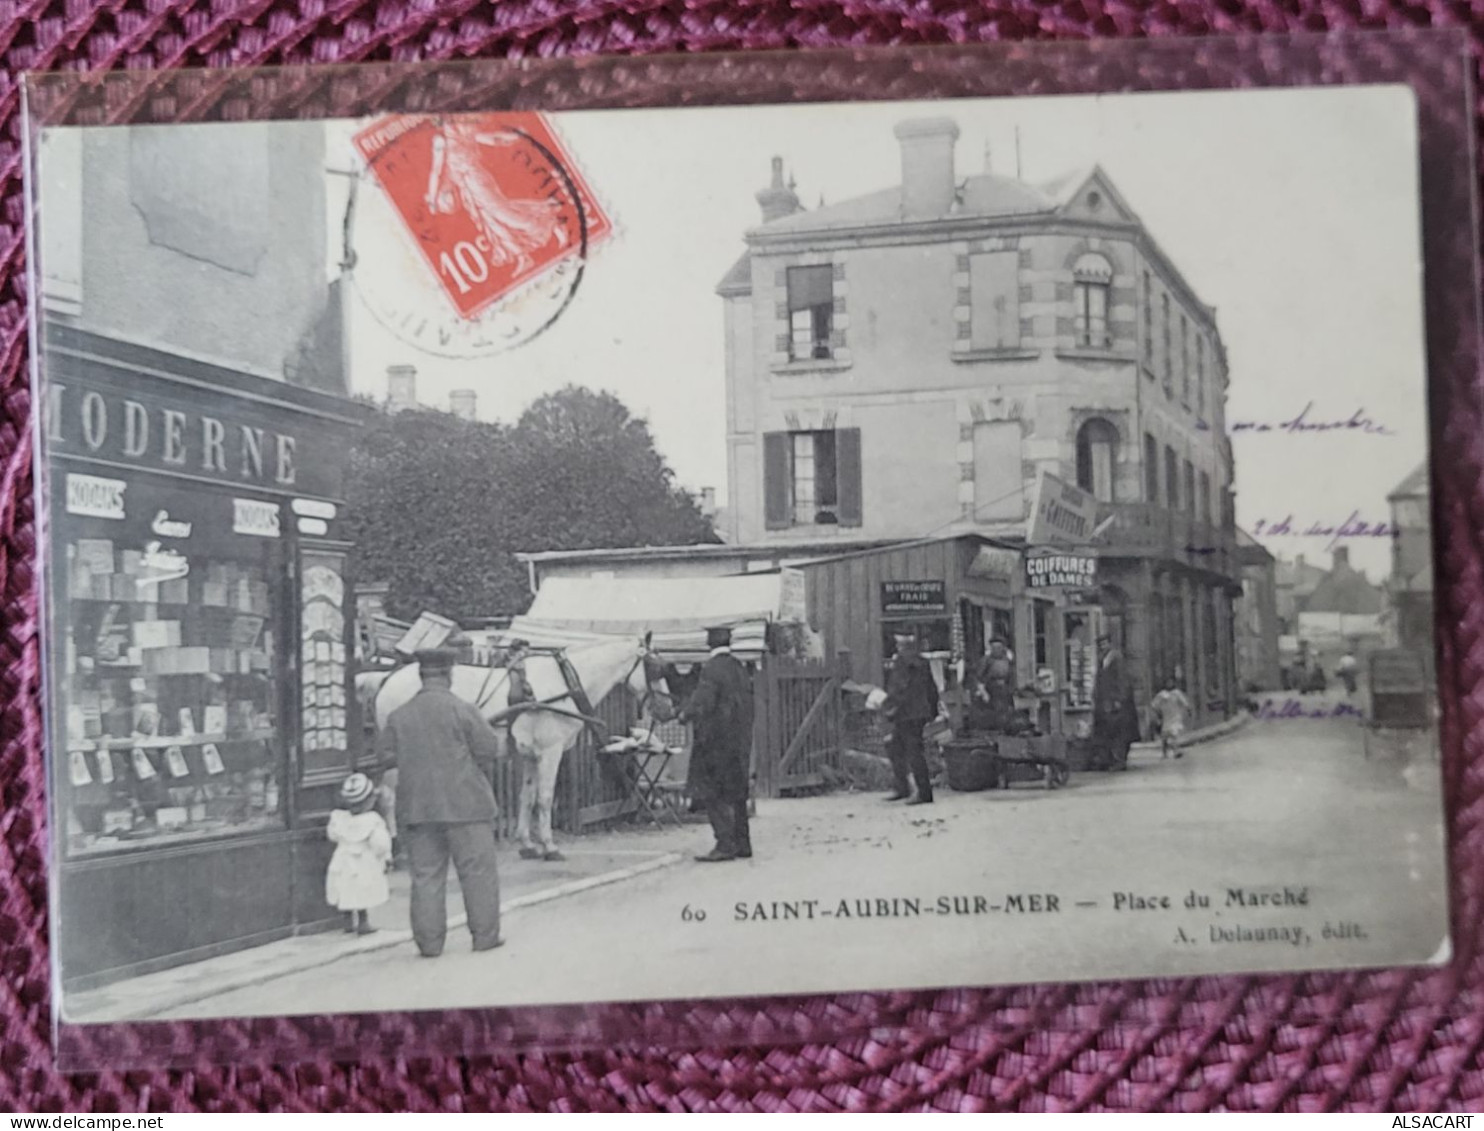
[57,532,284,857]
[298,549,351,779]
[1063,611,1096,708]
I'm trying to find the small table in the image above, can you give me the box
[600,736,685,827]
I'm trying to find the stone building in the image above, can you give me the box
[1387,462,1434,662]
[716,117,1242,721]
[1234,530,1281,692]
[37,121,372,987]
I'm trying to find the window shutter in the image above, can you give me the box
[787,265,834,309]
[764,432,791,529]
[836,428,863,527]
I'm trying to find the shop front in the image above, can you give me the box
[43,326,372,988]
[794,534,1021,717]
[1021,548,1103,744]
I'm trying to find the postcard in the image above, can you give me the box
[28,52,1455,1037]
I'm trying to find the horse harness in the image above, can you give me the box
[470,646,661,735]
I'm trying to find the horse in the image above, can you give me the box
[371,636,674,861]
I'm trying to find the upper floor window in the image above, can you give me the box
[1072,253,1113,350]
[1180,315,1190,404]
[1164,445,1180,511]
[1075,418,1118,503]
[1183,459,1195,516]
[1144,433,1160,504]
[786,265,834,361]
[1142,271,1153,366]
[764,428,862,529]
[1161,294,1173,396]
[970,251,1021,350]
[1199,470,1212,524]
[1196,337,1206,415]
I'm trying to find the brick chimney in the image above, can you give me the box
[387,364,417,412]
[756,157,801,223]
[1332,546,1351,572]
[894,118,960,220]
[450,389,477,421]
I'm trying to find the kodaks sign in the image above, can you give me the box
[1025,551,1098,591]
[63,473,284,540]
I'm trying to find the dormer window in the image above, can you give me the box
[1072,253,1113,349]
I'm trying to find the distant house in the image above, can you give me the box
[1303,546,1386,617]
[1274,554,1330,635]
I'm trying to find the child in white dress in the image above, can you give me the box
[326,772,392,935]
[1150,682,1193,760]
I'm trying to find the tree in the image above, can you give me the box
[506,386,718,553]
[343,387,717,621]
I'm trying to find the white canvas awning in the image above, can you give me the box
[499,571,805,660]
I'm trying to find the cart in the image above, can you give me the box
[940,731,1070,791]
[1362,648,1431,759]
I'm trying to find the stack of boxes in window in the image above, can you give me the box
[61,538,280,854]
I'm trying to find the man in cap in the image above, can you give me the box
[377,645,505,956]
[680,626,755,862]
[883,631,941,804]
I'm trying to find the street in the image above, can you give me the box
[138,701,1448,1021]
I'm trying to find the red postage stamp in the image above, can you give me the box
[353,112,612,320]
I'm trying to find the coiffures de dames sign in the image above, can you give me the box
[1025,551,1099,591]
[44,379,345,500]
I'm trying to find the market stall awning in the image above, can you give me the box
[499,571,803,660]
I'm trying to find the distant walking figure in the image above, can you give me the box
[1337,650,1359,696]
[1150,681,1193,760]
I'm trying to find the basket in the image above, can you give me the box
[942,738,1000,792]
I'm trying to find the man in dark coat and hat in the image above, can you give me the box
[1091,635,1139,771]
[883,631,941,804]
[376,646,505,956]
[681,626,755,862]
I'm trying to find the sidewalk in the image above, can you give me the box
[1129,709,1249,755]
[65,822,699,1023]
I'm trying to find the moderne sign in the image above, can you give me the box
[48,383,300,487]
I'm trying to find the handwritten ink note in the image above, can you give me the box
[1200,403,1395,436]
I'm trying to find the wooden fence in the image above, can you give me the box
[752,652,849,798]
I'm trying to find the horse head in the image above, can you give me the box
[630,633,677,723]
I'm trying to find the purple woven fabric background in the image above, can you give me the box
[2,14,1483,1118]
